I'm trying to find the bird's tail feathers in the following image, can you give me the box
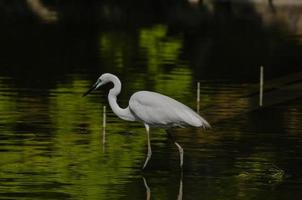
[201,118,211,129]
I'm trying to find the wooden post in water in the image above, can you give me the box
[259,66,264,107]
[102,106,106,146]
[197,82,200,113]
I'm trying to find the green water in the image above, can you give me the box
[1,1,302,199]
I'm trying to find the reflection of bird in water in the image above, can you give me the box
[177,172,183,200]
[84,73,210,169]
[142,177,151,200]
[142,174,183,200]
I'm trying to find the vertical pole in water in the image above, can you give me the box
[259,66,264,107]
[102,106,106,147]
[197,82,200,113]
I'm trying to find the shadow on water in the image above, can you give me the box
[0,0,302,199]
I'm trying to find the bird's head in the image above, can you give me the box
[83,73,117,96]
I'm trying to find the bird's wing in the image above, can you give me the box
[129,91,210,128]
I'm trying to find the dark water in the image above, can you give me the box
[1,1,302,199]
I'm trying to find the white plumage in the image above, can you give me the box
[83,73,210,169]
[129,91,210,128]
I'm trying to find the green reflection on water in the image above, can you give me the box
[153,67,193,100]
[100,32,130,71]
[139,25,193,101]
[0,76,149,199]
[139,25,182,74]
[47,76,147,199]
[99,24,194,104]
[0,78,17,125]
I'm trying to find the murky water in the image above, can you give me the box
[1,1,302,199]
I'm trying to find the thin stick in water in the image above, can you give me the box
[197,82,200,113]
[259,66,264,107]
[102,106,106,146]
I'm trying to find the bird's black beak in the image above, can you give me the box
[83,82,98,97]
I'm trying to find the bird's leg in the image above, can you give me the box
[175,142,184,168]
[167,130,184,168]
[143,124,152,169]
[142,176,151,200]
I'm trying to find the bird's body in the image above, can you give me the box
[83,73,210,169]
[129,91,210,128]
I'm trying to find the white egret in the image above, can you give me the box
[83,73,210,169]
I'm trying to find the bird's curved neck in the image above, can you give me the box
[109,76,122,96]
[108,76,136,121]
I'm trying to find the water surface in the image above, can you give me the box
[0,1,302,199]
